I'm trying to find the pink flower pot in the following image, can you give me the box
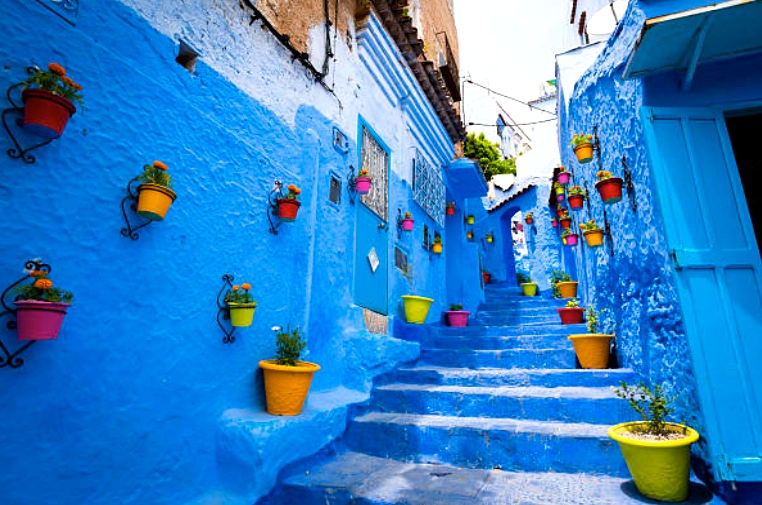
[14,300,70,340]
[564,233,579,246]
[446,311,470,327]
[402,218,414,231]
[557,172,570,185]
[355,176,372,194]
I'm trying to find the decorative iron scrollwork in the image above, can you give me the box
[216,274,236,344]
[2,69,55,164]
[603,207,615,257]
[622,155,637,212]
[268,180,284,234]
[120,176,153,240]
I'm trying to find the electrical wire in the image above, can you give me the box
[463,78,558,116]
[468,118,557,127]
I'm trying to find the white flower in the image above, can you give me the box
[271,326,281,332]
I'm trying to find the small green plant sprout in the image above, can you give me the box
[446,201,455,208]
[449,303,464,311]
[568,185,586,196]
[272,325,307,366]
[565,299,580,308]
[612,381,681,437]
[516,272,531,284]
[570,133,594,147]
[433,235,442,244]
[585,305,613,334]
[579,219,600,232]
[549,269,572,298]
[558,209,571,220]
[224,282,255,305]
[138,160,173,188]
[561,228,575,239]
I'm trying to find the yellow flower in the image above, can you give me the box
[48,63,66,77]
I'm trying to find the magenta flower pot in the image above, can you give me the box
[445,311,470,327]
[564,233,579,246]
[402,218,414,231]
[557,172,570,185]
[556,191,566,202]
[355,176,372,194]
[14,300,70,340]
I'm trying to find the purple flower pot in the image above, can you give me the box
[14,300,70,340]
[355,176,372,194]
[446,310,470,327]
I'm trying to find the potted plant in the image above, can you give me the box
[553,182,566,201]
[432,235,443,254]
[400,265,433,324]
[11,267,73,340]
[444,303,469,327]
[354,169,372,194]
[517,272,537,296]
[567,305,614,369]
[223,282,257,327]
[551,217,558,228]
[557,299,585,324]
[608,382,699,502]
[580,219,604,248]
[555,204,567,218]
[524,212,534,224]
[550,269,578,298]
[556,165,570,186]
[20,62,83,139]
[558,209,571,230]
[571,133,595,164]
[485,233,493,243]
[259,326,320,416]
[482,270,491,285]
[466,230,474,241]
[567,185,586,210]
[446,201,456,216]
[595,170,623,204]
[466,214,475,225]
[135,160,177,221]
[561,228,579,246]
[277,184,302,221]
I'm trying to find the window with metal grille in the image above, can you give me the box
[360,126,388,221]
[423,224,430,250]
[328,174,342,205]
[412,149,445,228]
[394,246,408,273]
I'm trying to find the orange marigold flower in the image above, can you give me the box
[153,160,168,171]
[232,285,240,291]
[241,283,252,290]
[287,184,297,192]
[73,83,83,91]
[586,134,593,140]
[34,278,53,290]
[293,187,301,195]
[48,63,66,77]
[63,77,75,87]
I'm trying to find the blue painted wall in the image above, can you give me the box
[558,1,762,502]
[0,1,463,503]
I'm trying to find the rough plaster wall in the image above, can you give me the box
[561,0,706,453]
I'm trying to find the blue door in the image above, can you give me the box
[353,124,389,314]
[642,107,762,482]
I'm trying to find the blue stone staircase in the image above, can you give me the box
[257,283,721,504]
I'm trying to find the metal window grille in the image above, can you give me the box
[394,246,408,272]
[329,175,342,205]
[360,126,388,221]
[412,149,445,228]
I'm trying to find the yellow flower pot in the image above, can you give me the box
[466,215,475,225]
[573,142,594,164]
[520,282,538,296]
[432,242,442,254]
[227,302,257,327]
[556,281,578,298]
[608,422,699,502]
[567,334,613,369]
[137,183,176,221]
[401,295,434,324]
[583,229,604,247]
[259,360,321,416]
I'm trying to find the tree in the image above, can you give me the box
[462,132,517,181]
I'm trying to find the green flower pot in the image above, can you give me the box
[228,302,257,327]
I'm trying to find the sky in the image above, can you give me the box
[453,0,570,143]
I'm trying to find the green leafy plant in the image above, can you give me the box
[524,212,534,221]
[12,267,73,304]
[403,211,412,219]
[553,181,565,192]
[449,303,463,311]
[558,209,570,220]
[446,201,455,208]
[585,305,612,334]
[596,170,613,181]
[612,381,681,437]
[433,235,442,244]
[580,219,600,231]
[570,133,594,147]
[568,185,586,196]
[516,272,531,284]
[462,132,517,180]
[224,282,255,305]
[22,62,84,106]
[549,269,572,298]
[565,299,580,308]
[272,326,307,366]
[561,228,575,239]
[137,160,173,188]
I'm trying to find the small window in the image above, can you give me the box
[423,224,430,250]
[394,246,408,272]
[176,40,200,72]
[328,175,342,205]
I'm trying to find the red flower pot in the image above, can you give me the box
[354,176,372,194]
[560,218,572,230]
[568,194,585,210]
[557,307,585,325]
[445,310,470,327]
[14,300,70,340]
[525,217,533,224]
[483,272,491,284]
[595,177,623,204]
[277,198,301,221]
[446,206,455,215]
[557,172,570,186]
[556,207,567,218]
[22,88,77,139]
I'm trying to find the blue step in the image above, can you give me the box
[259,450,726,505]
[343,412,629,476]
[369,384,632,424]
[387,366,638,388]
[416,333,574,350]
[420,348,577,369]
[435,323,586,337]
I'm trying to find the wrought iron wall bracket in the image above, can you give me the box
[396,208,407,239]
[622,155,638,212]
[346,164,359,205]
[2,73,55,164]
[216,274,236,344]
[593,125,602,170]
[268,180,285,234]
[603,207,615,257]
[0,259,53,369]
[120,176,154,240]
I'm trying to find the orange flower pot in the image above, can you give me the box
[137,183,177,221]
[259,360,321,416]
[432,242,442,254]
[568,334,613,369]
[573,142,594,164]
[277,198,301,221]
[556,281,578,298]
[583,229,604,247]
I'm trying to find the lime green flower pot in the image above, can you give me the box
[401,295,434,324]
[228,302,257,327]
